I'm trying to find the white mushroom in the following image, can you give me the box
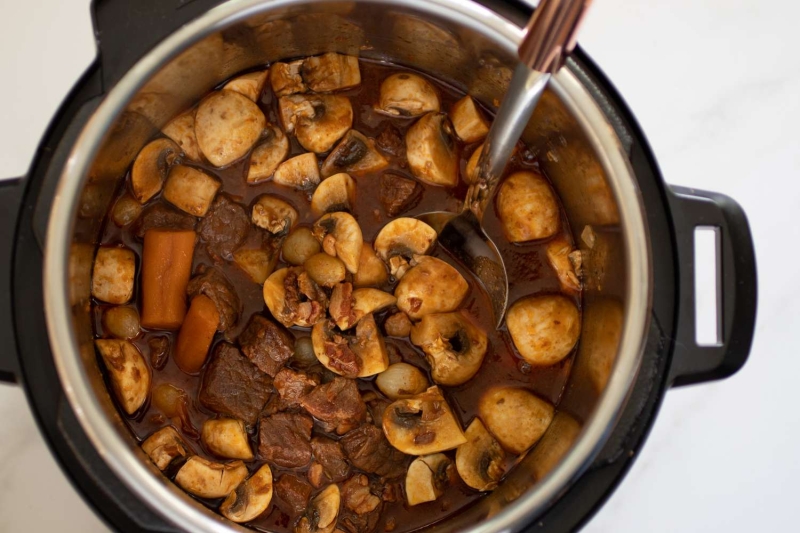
[247,125,290,184]
[302,53,361,92]
[92,247,135,304]
[162,109,202,161]
[295,484,341,533]
[455,419,506,491]
[410,311,488,386]
[507,294,581,366]
[375,363,429,400]
[545,237,581,293]
[252,194,298,235]
[304,253,347,288]
[312,212,363,274]
[464,142,483,184]
[274,152,321,190]
[131,138,180,203]
[220,463,274,523]
[163,165,221,216]
[450,95,489,143]
[320,130,389,178]
[395,256,468,320]
[375,73,440,117]
[406,112,458,187]
[233,248,277,285]
[311,173,356,215]
[478,387,554,455]
[175,456,249,499]
[95,339,150,415]
[195,90,266,167]
[102,306,140,339]
[141,426,191,471]
[353,244,388,288]
[312,314,388,378]
[223,69,269,102]
[528,412,582,481]
[201,418,253,460]
[382,386,466,455]
[374,218,437,278]
[497,171,560,242]
[283,227,322,266]
[279,94,353,153]
[405,453,454,506]
[328,284,396,330]
[270,60,307,97]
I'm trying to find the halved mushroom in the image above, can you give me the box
[375,363,429,400]
[142,426,191,471]
[311,314,388,378]
[497,171,560,242]
[247,125,290,184]
[406,112,458,187]
[321,130,389,178]
[455,418,506,491]
[279,94,353,153]
[162,109,202,161]
[545,237,581,293]
[375,73,440,117]
[195,90,266,167]
[506,294,580,366]
[329,284,397,330]
[223,69,269,102]
[220,464,273,523]
[95,339,150,415]
[463,142,483,184]
[264,267,328,328]
[295,484,341,533]
[163,165,221,216]
[405,453,454,506]
[304,253,347,288]
[382,386,467,455]
[312,212,363,274]
[233,248,277,285]
[302,52,361,93]
[410,311,488,386]
[175,456,249,499]
[311,173,356,215]
[271,60,307,97]
[450,95,489,143]
[374,218,437,278]
[353,244,388,287]
[201,418,253,460]
[252,195,298,235]
[131,138,180,203]
[395,256,469,320]
[283,227,322,266]
[478,387,554,455]
[274,152,321,190]
[92,246,135,304]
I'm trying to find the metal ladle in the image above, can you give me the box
[417,0,591,327]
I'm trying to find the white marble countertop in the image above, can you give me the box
[0,0,795,531]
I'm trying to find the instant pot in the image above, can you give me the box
[0,0,757,531]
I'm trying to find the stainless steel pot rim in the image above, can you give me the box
[43,0,652,531]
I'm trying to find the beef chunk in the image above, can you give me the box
[258,412,313,468]
[148,335,170,370]
[300,377,366,435]
[379,173,421,217]
[375,124,405,159]
[199,343,273,425]
[309,436,350,485]
[198,195,249,261]
[187,265,241,332]
[283,267,328,326]
[339,475,383,533]
[239,314,295,376]
[362,392,391,428]
[340,425,407,479]
[275,474,313,516]
[134,201,196,238]
[274,368,319,408]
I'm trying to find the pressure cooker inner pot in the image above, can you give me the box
[58,1,648,531]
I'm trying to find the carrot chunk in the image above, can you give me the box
[174,295,219,374]
[141,229,196,330]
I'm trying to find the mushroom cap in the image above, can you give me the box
[478,387,555,455]
[131,138,180,204]
[394,256,468,320]
[405,112,458,187]
[141,426,191,471]
[295,484,341,533]
[405,453,454,506]
[353,244,389,288]
[450,95,489,144]
[95,339,150,414]
[375,72,440,117]
[496,171,560,242]
[507,294,581,366]
[311,173,357,216]
[195,90,266,167]
[174,456,248,499]
[223,69,269,102]
[329,285,397,330]
[162,110,202,161]
[312,212,364,274]
[373,218,437,263]
[201,418,253,460]
[247,125,290,184]
[455,418,506,491]
[279,94,353,153]
[220,463,274,523]
[410,311,488,386]
[252,194,298,235]
[382,386,466,455]
[273,152,321,190]
[321,129,389,178]
[312,314,389,378]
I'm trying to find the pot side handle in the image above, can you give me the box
[0,177,24,384]
[666,186,757,387]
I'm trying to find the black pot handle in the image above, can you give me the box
[0,177,24,384]
[667,185,757,387]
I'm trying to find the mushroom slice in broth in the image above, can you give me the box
[455,418,506,491]
[382,386,466,455]
[247,125,290,184]
[312,314,389,378]
[405,112,458,187]
[95,339,150,415]
[174,456,248,499]
[131,138,180,204]
[220,464,274,523]
[405,453,454,506]
[410,311,488,386]
[321,130,389,178]
[294,484,341,533]
[141,426,191,471]
[312,212,364,274]
[311,173,357,215]
[375,72,440,117]
[279,94,353,153]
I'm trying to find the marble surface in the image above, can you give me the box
[0,0,795,531]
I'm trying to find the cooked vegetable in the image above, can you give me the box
[450,95,489,143]
[545,236,581,293]
[223,69,269,102]
[201,418,253,460]
[92,246,135,304]
[312,212,363,274]
[162,109,202,161]
[312,314,388,378]
[406,112,458,187]
[328,285,396,331]
[478,387,554,454]
[279,94,353,153]
[247,125,290,184]
[295,484,341,533]
[175,456,248,498]
[174,295,220,374]
[131,138,180,203]
[311,173,357,215]
[283,227,322,265]
[163,165,221,217]
[353,244,388,287]
[374,218,437,278]
[111,194,143,226]
[405,453,453,506]
[142,426,191,471]
[410,311,488,386]
[455,418,505,491]
[464,142,483,184]
[507,295,580,366]
[528,412,582,481]
[220,463,273,523]
[251,194,298,235]
[383,311,412,338]
[382,386,466,455]
[102,306,140,339]
[395,256,468,320]
[195,90,266,167]
[375,73,440,117]
[233,248,277,285]
[375,363,429,400]
[95,339,150,415]
[321,130,389,178]
[302,53,361,92]
[497,171,560,242]
[270,60,306,97]
[140,229,196,330]
[273,152,321,190]
[304,253,347,288]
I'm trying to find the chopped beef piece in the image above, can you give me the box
[379,173,421,217]
[300,377,366,434]
[375,124,405,159]
[274,368,319,407]
[275,474,313,517]
[148,335,170,370]
[187,265,241,332]
[310,436,350,484]
[329,282,357,330]
[199,343,273,425]
[283,267,328,326]
[341,425,408,479]
[362,392,391,428]
[258,412,313,468]
[342,475,382,515]
[384,343,403,366]
[198,195,249,261]
[134,201,196,239]
[239,314,295,376]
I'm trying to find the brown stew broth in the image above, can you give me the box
[94,59,580,533]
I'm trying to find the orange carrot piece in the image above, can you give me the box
[141,229,196,330]
[174,295,219,374]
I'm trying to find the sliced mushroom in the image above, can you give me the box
[195,90,266,167]
[329,285,396,330]
[274,152,321,190]
[247,125,290,184]
[252,194,298,235]
[233,248,277,285]
[450,95,489,143]
[302,52,361,93]
[405,453,453,506]
[375,73,440,117]
[131,138,180,203]
[223,69,269,102]
[373,218,437,278]
[321,130,389,178]
[507,294,581,366]
[142,426,191,471]
[279,94,353,153]
[455,418,506,491]
[545,237,581,293]
[95,339,150,415]
[394,256,468,320]
[478,387,554,455]
[375,363,429,400]
[312,212,363,274]
[263,267,328,328]
[162,109,202,161]
[220,463,274,523]
[382,386,466,455]
[175,456,249,499]
[295,484,341,533]
[201,418,253,460]
[163,165,221,217]
[410,311,488,386]
[311,314,388,378]
[353,244,388,288]
[497,171,560,242]
[283,227,322,266]
[271,60,307,97]
[102,306,140,339]
[311,173,356,215]
[463,142,483,184]
[304,253,347,288]
[405,112,458,187]
[92,246,135,304]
